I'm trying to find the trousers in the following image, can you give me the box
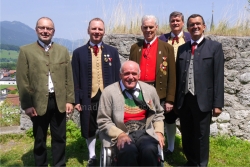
[31,95,66,167]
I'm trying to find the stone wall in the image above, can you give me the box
[20,34,250,141]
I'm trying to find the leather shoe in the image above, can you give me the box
[164,149,173,156]
[86,158,97,167]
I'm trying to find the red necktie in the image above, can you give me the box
[144,43,150,59]
[172,36,179,45]
[93,45,99,56]
[191,42,197,55]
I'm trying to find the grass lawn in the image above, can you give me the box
[0,50,19,59]
[0,128,249,166]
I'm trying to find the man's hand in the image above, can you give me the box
[25,107,37,117]
[74,104,82,112]
[165,102,173,113]
[66,103,73,114]
[156,132,165,149]
[117,132,132,150]
[213,108,222,117]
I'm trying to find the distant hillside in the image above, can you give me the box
[0,21,85,51]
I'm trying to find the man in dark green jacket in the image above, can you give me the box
[16,17,74,166]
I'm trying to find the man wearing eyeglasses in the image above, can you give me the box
[175,14,224,166]
[129,15,176,150]
[16,17,74,166]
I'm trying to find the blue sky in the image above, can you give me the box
[0,0,248,40]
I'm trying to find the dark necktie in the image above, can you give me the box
[144,42,150,59]
[191,42,197,55]
[172,36,179,45]
[126,89,149,110]
[93,45,99,56]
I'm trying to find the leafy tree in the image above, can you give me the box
[0,44,20,51]
[0,62,17,70]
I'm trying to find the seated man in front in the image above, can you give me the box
[97,60,165,166]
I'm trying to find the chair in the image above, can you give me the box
[100,143,164,167]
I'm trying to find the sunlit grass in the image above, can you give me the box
[103,1,250,36]
[1,122,250,166]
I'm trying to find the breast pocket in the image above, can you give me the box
[202,56,213,66]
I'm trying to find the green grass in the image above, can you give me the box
[0,121,250,166]
[0,50,19,59]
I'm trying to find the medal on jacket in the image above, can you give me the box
[108,58,112,66]
[160,56,167,75]
[104,54,108,62]
[162,57,167,66]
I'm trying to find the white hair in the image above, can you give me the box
[141,15,158,25]
[120,60,141,74]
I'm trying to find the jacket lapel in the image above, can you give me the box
[139,82,156,128]
[156,41,163,74]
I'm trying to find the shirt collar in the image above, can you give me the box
[119,80,141,92]
[144,36,157,45]
[191,35,204,45]
[171,31,183,38]
[89,41,102,47]
[38,40,52,51]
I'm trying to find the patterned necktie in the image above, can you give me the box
[144,42,150,59]
[93,45,99,56]
[172,36,179,45]
[126,89,149,110]
[191,42,197,55]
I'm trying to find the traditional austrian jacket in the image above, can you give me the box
[71,41,121,138]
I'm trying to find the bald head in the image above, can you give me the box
[120,61,141,90]
[120,61,140,74]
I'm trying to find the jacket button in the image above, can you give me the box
[160,82,162,84]
[160,88,162,90]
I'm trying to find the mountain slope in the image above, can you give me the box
[0,21,85,51]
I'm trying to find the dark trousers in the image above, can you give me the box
[179,93,211,166]
[116,130,159,166]
[88,89,101,137]
[31,95,66,167]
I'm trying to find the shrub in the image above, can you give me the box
[0,101,20,126]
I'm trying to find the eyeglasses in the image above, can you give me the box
[37,26,54,31]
